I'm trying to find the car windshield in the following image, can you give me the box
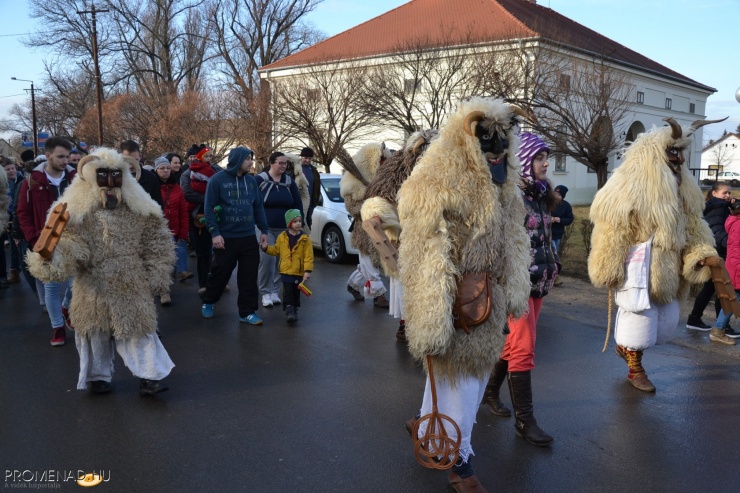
[321,177,344,203]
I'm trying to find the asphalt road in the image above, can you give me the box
[1,254,738,493]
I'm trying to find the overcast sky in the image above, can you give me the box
[2,0,738,143]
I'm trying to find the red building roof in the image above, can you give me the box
[260,0,713,92]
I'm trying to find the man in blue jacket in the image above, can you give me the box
[200,147,269,324]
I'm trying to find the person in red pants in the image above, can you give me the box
[481,132,558,447]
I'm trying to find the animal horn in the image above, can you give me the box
[463,111,486,137]
[663,117,682,139]
[122,155,141,181]
[689,116,729,131]
[76,154,100,182]
[510,104,535,123]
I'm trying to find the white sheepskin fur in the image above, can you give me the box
[397,97,531,381]
[588,124,716,304]
[27,147,175,339]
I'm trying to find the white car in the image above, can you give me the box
[716,171,740,185]
[309,174,358,263]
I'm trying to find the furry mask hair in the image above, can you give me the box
[60,147,161,221]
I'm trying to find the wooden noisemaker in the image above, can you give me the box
[705,256,740,318]
[361,216,399,273]
[33,203,70,260]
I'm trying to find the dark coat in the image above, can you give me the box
[703,197,731,258]
[551,199,574,241]
[16,164,76,247]
[137,168,163,209]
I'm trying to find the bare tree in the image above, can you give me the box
[705,142,733,177]
[360,32,489,136]
[272,63,375,172]
[209,0,325,157]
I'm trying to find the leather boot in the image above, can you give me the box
[508,371,554,447]
[448,471,489,493]
[482,359,511,417]
[139,379,169,396]
[285,305,297,324]
[396,320,408,342]
[615,345,656,392]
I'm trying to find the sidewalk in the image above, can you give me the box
[548,275,740,358]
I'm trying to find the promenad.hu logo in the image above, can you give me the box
[4,470,111,488]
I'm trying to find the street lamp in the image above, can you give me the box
[11,77,38,157]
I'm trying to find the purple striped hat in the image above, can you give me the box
[517,132,550,184]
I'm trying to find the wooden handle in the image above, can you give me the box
[361,216,399,273]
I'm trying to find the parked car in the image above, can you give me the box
[309,174,358,263]
[716,171,740,185]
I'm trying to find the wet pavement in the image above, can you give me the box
[1,255,738,493]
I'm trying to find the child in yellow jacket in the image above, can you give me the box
[261,209,313,324]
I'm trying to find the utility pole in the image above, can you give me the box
[77,1,109,146]
[11,77,38,157]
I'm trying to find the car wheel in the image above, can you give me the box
[322,225,346,264]
[732,179,740,187]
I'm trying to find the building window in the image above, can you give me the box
[404,79,421,94]
[665,98,672,110]
[636,91,644,104]
[553,154,566,172]
[559,74,571,90]
[689,102,695,114]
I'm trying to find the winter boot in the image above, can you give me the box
[615,345,656,392]
[285,305,297,324]
[139,379,169,396]
[6,269,20,284]
[482,359,511,417]
[709,328,736,345]
[507,371,554,447]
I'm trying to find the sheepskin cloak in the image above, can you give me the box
[397,98,531,380]
[340,143,389,266]
[28,148,175,339]
[588,125,716,304]
[360,130,437,277]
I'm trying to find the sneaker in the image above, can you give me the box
[62,306,74,330]
[686,317,711,331]
[240,313,263,325]
[201,303,214,319]
[271,293,282,305]
[724,327,740,338]
[178,271,193,282]
[285,305,297,324]
[710,328,736,345]
[262,294,273,307]
[160,293,172,306]
[50,327,66,346]
[347,285,365,301]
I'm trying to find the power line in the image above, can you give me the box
[0,94,26,99]
[0,33,31,37]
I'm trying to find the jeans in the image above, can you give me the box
[175,239,188,274]
[713,290,740,329]
[552,238,561,254]
[45,279,72,329]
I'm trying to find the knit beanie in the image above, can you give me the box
[20,150,34,162]
[196,146,211,162]
[299,147,314,158]
[554,185,568,198]
[154,156,170,170]
[185,144,200,158]
[285,209,302,227]
[517,132,550,192]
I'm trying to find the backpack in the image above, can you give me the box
[257,172,292,203]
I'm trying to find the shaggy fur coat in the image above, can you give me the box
[588,125,716,304]
[285,153,311,222]
[28,148,175,339]
[339,143,391,265]
[360,130,437,276]
[0,166,8,233]
[397,98,531,380]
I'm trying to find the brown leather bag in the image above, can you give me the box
[452,272,493,334]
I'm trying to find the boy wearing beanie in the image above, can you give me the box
[261,209,314,324]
